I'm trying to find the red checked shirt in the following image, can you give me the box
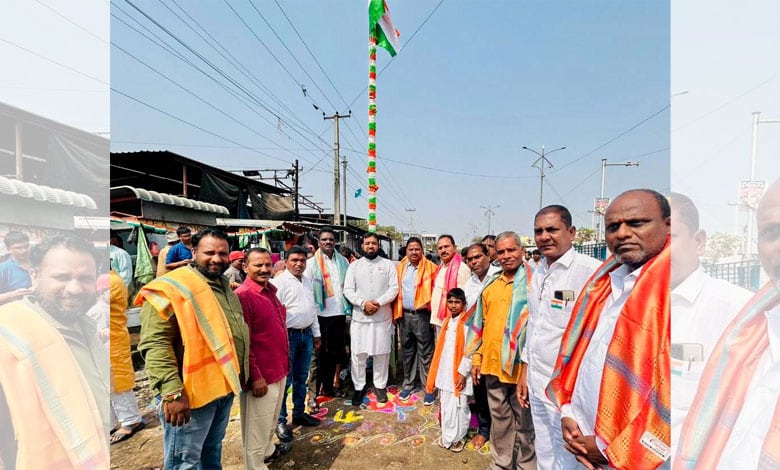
[235,278,289,386]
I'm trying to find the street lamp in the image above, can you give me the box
[480,204,499,235]
[522,145,566,209]
[597,158,640,241]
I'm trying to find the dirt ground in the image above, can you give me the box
[110,372,492,469]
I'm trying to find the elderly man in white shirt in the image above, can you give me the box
[271,245,322,442]
[517,205,600,469]
[344,233,399,406]
[668,193,752,450]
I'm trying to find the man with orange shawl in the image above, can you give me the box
[0,235,110,469]
[137,228,249,469]
[547,189,671,469]
[393,236,437,402]
[675,178,780,469]
[466,231,536,470]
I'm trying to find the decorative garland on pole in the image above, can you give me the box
[367,0,400,234]
[367,35,378,232]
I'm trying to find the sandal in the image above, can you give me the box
[450,439,466,453]
[110,421,145,445]
[434,436,449,449]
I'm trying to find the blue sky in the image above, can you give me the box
[672,0,780,247]
[2,1,670,246]
[108,0,670,244]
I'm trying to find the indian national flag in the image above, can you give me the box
[369,0,400,56]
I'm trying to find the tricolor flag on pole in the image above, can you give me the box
[367,0,399,233]
[369,0,401,57]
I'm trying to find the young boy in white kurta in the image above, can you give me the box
[426,288,472,451]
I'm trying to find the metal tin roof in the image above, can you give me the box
[0,175,97,209]
[111,185,230,215]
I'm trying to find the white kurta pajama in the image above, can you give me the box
[435,316,472,447]
[343,256,399,391]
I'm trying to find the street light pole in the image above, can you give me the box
[597,158,640,241]
[480,204,499,235]
[522,145,566,209]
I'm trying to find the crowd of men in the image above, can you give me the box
[2,184,780,469]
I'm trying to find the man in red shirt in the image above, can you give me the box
[235,248,290,467]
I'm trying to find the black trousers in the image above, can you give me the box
[316,315,347,395]
[399,309,434,391]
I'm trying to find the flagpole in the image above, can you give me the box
[367,33,378,233]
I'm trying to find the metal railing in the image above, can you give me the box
[702,258,762,292]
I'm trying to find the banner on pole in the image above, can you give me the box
[594,197,610,215]
[739,180,766,209]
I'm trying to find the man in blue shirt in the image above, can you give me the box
[0,231,32,305]
[165,226,194,271]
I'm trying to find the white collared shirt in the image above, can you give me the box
[304,252,345,317]
[522,248,601,386]
[270,269,321,336]
[464,264,501,310]
[718,303,780,469]
[561,263,642,459]
[670,268,752,446]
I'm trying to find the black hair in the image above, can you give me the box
[406,236,423,248]
[246,247,271,258]
[481,234,496,243]
[3,231,28,249]
[176,226,192,236]
[467,243,489,256]
[318,227,336,239]
[362,232,379,242]
[191,227,228,248]
[532,249,541,256]
[446,287,467,303]
[437,234,455,245]
[535,205,573,228]
[30,234,96,269]
[287,245,308,257]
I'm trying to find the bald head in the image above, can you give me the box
[605,189,670,270]
[757,179,780,284]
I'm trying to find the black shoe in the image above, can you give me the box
[264,443,291,464]
[275,422,293,443]
[351,388,365,406]
[375,387,388,404]
[292,413,321,427]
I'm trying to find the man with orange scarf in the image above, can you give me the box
[466,231,536,470]
[137,228,249,469]
[394,236,438,403]
[547,189,671,469]
[675,179,780,469]
[0,235,110,469]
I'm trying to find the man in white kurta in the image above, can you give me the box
[668,193,752,450]
[520,205,600,469]
[343,234,398,406]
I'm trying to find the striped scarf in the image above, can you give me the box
[393,256,437,321]
[426,311,469,397]
[675,282,780,469]
[135,267,242,408]
[547,240,670,469]
[436,254,464,322]
[311,249,352,314]
[465,263,531,376]
[0,301,109,469]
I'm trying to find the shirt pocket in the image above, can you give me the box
[548,298,574,330]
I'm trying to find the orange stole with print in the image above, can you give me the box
[548,241,670,469]
[393,256,437,321]
[135,267,241,408]
[0,302,108,469]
